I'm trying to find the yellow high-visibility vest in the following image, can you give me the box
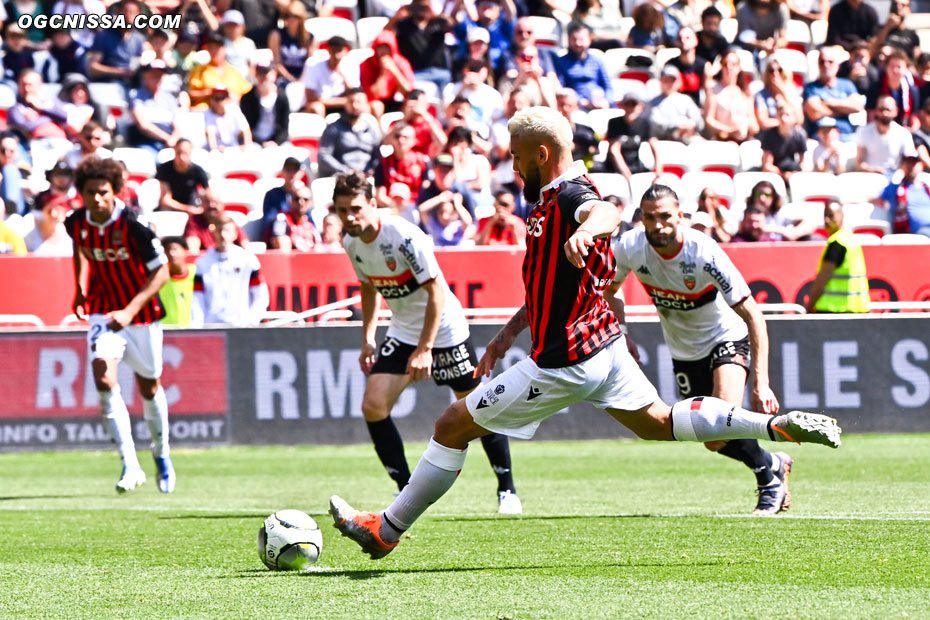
[814,229,870,313]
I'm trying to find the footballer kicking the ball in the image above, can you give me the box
[330,107,841,559]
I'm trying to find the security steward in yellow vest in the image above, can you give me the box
[805,201,870,313]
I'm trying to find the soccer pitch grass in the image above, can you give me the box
[1,436,928,619]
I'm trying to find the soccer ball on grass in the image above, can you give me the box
[257,509,323,570]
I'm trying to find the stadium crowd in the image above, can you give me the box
[1,0,929,279]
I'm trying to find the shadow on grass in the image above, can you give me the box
[0,494,94,501]
[228,558,744,580]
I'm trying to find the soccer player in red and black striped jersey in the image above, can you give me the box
[330,107,842,560]
[66,156,175,494]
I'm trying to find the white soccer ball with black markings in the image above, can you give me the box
[257,510,323,570]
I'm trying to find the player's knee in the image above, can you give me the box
[433,400,471,446]
[360,396,390,422]
[704,440,727,452]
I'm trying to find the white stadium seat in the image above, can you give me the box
[788,172,842,203]
[679,171,735,207]
[689,141,741,177]
[837,172,889,205]
[356,16,389,49]
[147,211,188,237]
[305,17,358,47]
[881,233,930,245]
[587,172,631,205]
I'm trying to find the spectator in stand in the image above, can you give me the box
[129,61,183,155]
[913,99,930,170]
[502,16,557,81]
[191,215,269,327]
[360,30,415,119]
[393,90,444,157]
[866,50,919,130]
[420,192,476,247]
[0,205,27,256]
[606,92,658,179]
[628,3,666,51]
[317,88,382,178]
[178,0,221,40]
[235,0,284,49]
[171,29,201,75]
[736,0,788,59]
[749,179,816,240]
[156,139,210,215]
[648,65,704,144]
[9,69,71,144]
[5,0,42,44]
[877,152,930,234]
[1,25,35,85]
[696,186,738,242]
[417,152,476,219]
[204,85,253,153]
[704,49,759,143]
[453,0,516,79]
[474,189,526,247]
[25,172,75,256]
[553,22,612,110]
[268,0,313,85]
[302,36,358,117]
[804,200,870,313]
[837,40,879,98]
[50,0,106,50]
[667,27,708,106]
[856,95,915,177]
[755,57,802,131]
[319,212,343,251]
[374,121,431,215]
[572,0,625,50]
[389,0,455,93]
[731,205,777,242]
[261,157,306,229]
[240,61,289,148]
[114,160,140,214]
[803,46,863,142]
[86,0,146,83]
[58,73,108,134]
[786,0,829,23]
[445,125,493,208]
[0,134,27,215]
[158,236,195,327]
[868,0,920,61]
[916,53,930,98]
[221,10,256,79]
[452,28,495,87]
[64,121,112,169]
[46,30,87,84]
[187,32,253,109]
[184,190,249,253]
[266,185,321,252]
[442,61,504,132]
[687,210,716,236]
[555,89,599,170]
[443,97,493,153]
[500,42,558,108]
[696,6,728,64]
[490,88,529,167]
[812,117,844,173]
[146,30,186,97]
[760,103,808,180]
[826,0,878,51]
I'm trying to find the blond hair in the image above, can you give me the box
[507,106,573,156]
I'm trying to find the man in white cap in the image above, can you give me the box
[221,9,257,78]
[648,64,704,143]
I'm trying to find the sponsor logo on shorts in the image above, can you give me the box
[526,386,542,401]
[494,385,505,395]
[432,343,475,382]
[482,384,505,406]
[476,397,490,409]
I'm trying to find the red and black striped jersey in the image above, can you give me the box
[522,163,621,368]
[65,201,167,324]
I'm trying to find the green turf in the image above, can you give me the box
[1,435,928,619]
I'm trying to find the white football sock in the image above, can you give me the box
[99,386,140,468]
[671,397,774,443]
[381,437,468,541]
[142,386,170,458]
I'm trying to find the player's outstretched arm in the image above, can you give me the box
[564,200,621,268]
[475,305,528,378]
[358,281,381,375]
[71,239,88,320]
[733,295,779,414]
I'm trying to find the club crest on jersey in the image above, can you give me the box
[385,259,397,270]
[112,229,123,245]
[684,276,696,290]
[379,243,397,271]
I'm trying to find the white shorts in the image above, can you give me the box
[466,336,659,439]
[88,314,164,379]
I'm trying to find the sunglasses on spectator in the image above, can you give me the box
[754,191,774,198]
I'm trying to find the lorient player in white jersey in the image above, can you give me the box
[333,171,522,514]
[609,184,792,514]
[328,107,841,561]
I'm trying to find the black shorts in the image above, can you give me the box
[671,337,751,398]
[370,336,481,393]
